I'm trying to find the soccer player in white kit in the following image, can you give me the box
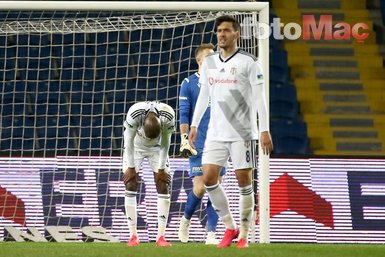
[122,101,175,247]
[189,15,273,248]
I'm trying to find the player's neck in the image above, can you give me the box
[220,46,238,59]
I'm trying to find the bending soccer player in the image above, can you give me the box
[189,15,273,248]
[178,43,226,245]
[122,101,175,247]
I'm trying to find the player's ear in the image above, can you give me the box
[235,30,241,39]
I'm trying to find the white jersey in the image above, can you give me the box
[191,49,269,141]
[123,101,175,170]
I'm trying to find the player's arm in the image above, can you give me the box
[178,79,197,157]
[189,63,210,147]
[122,109,138,175]
[158,105,175,171]
[250,61,273,155]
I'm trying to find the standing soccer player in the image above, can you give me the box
[178,43,226,244]
[122,101,175,247]
[189,15,273,248]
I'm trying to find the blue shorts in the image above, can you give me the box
[189,154,226,178]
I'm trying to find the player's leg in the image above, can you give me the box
[205,196,220,245]
[179,156,206,243]
[123,151,143,246]
[230,140,258,248]
[205,167,227,244]
[149,153,172,247]
[202,141,238,247]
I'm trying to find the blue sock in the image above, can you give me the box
[184,191,202,220]
[206,199,219,232]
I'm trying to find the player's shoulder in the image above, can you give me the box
[181,72,199,86]
[157,102,175,121]
[237,49,258,62]
[128,102,146,117]
[205,51,219,61]
[207,51,218,58]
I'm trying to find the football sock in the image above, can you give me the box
[184,191,202,220]
[239,185,254,239]
[157,194,171,239]
[205,183,236,229]
[124,190,137,236]
[206,199,219,232]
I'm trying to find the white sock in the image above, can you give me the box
[124,190,137,237]
[157,194,170,239]
[205,183,236,229]
[239,185,254,239]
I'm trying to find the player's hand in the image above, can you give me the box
[122,167,136,185]
[188,127,197,150]
[158,169,172,185]
[260,131,273,155]
[179,133,197,158]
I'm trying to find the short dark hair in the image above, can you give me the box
[215,15,241,32]
[143,113,161,139]
[194,43,215,59]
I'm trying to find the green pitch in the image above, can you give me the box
[1,242,385,257]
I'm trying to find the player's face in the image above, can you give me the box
[216,21,239,50]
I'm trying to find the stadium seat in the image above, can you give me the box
[381,1,385,25]
[0,47,16,81]
[1,91,30,117]
[270,83,299,120]
[0,59,16,81]
[88,31,127,44]
[270,119,309,155]
[0,116,35,150]
[76,116,114,151]
[29,91,68,116]
[35,116,75,150]
[17,46,55,81]
[16,34,49,45]
[51,33,86,45]
[54,45,95,81]
[270,48,288,69]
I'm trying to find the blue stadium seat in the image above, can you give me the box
[36,116,75,150]
[51,33,86,45]
[270,83,299,120]
[29,91,68,116]
[0,47,16,81]
[77,116,114,150]
[67,91,104,116]
[202,20,215,33]
[0,59,16,81]
[53,45,94,81]
[16,34,49,45]
[0,116,35,150]
[17,46,55,80]
[270,119,309,155]
[381,1,385,25]
[88,31,127,44]
[94,43,133,79]
[1,91,30,117]
[270,48,288,68]
[270,47,289,84]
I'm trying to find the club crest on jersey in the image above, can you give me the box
[244,141,251,148]
[230,67,237,75]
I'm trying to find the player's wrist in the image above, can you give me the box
[181,133,188,141]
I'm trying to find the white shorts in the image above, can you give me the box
[202,140,258,170]
[131,150,170,174]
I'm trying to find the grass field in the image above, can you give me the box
[1,242,385,257]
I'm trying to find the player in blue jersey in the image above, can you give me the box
[178,43,226,245]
